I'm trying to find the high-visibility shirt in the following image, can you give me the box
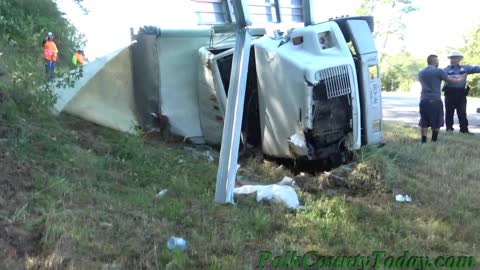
[43,41,58,62]
[72,52,85,66]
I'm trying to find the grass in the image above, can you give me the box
[1,102,480,269]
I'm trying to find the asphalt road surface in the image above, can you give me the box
[382,91,480,133]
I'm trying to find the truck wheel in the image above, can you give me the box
[329,16,374,43]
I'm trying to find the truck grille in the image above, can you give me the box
[316,65,352,99]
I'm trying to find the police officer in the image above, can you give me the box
[443,50,480,134]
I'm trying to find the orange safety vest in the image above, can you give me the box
[43,40,58,62]
[73,52,85,65]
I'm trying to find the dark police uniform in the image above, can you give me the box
[443,65,480,132]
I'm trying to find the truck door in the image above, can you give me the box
[346,20,383,145]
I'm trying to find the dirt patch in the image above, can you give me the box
[142,115,185,145]
[25,237,78,270]
[60,114,184,154]
[76,129,112,155]
[295,161,387,196]
[345,160,386,195]
[143,129,184,145]
[61,114,113,155]
[0,144,41,265]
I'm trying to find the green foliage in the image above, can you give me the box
[0,0,85,115]
[381,51,423,91]
[355,0,420,92]
[72,0,89,14]
[0,0,84,63]
[462,27,480,97]
[356,0,418,50]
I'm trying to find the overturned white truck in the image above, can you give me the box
[53,16,382,166]
[128,16,382,163]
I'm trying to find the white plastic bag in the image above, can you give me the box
[234,184,300,209]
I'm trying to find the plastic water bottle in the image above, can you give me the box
[167,236,187,251]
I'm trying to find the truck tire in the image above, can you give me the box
[329,16,374,43]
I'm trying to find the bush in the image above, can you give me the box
[380,51,423,92]
[381,68,400,92]
[462,27,480,97]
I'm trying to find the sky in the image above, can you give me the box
[57,0,480,63]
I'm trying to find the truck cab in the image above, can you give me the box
[195,16,382,162]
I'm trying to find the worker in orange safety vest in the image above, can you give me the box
[72,49,85,66]
[43,32,58,82]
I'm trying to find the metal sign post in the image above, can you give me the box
[303,0,315,26]
[214,0,252,204]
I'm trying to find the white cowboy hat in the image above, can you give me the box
[448,50,463,58]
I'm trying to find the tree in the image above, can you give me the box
[461,26,480,96]
[380,50,423,92]
[356,0,418,92]
[356,0,417,53]
[0,0,85,114]
[72,0,89,14]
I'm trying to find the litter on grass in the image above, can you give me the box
[395,194,412,202]
[234,176,303,209]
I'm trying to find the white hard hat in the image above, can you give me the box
[448,50,463,58]
[47,32,53,37]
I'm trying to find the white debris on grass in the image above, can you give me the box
[395,194,412,202]
[156,189,168,198]
[234,176,303,209]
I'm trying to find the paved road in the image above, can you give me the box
[382,91,480,133]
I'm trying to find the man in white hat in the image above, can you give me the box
[443,50,480,134]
